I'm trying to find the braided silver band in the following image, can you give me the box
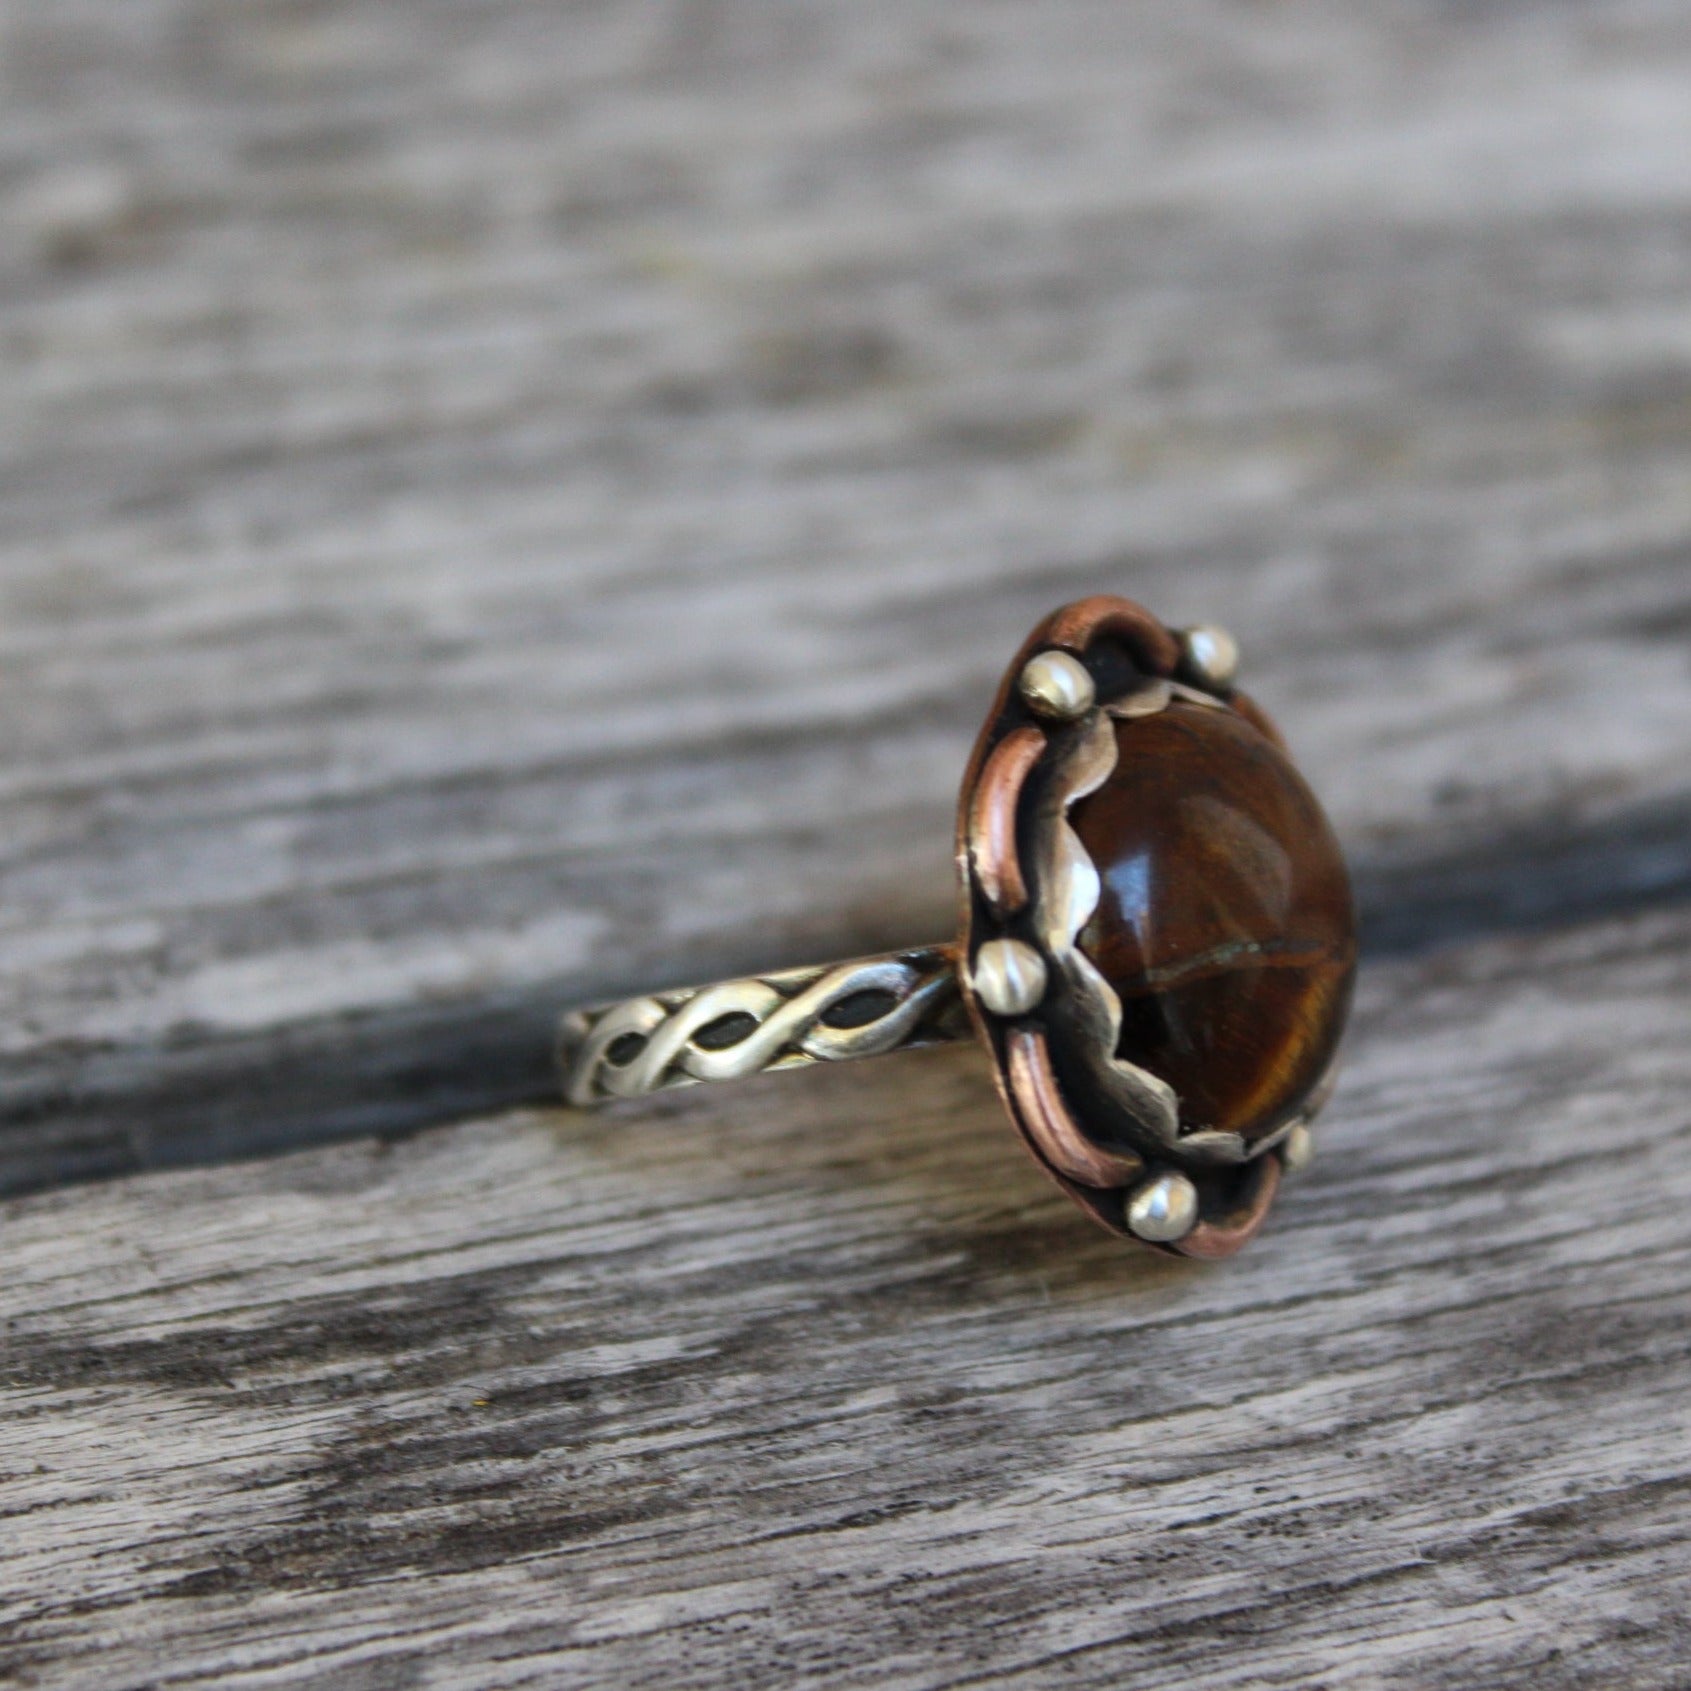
[559,945,966,1107]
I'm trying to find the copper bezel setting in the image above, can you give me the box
[956,596,1343,1258]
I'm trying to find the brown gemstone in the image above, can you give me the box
[1066,700,1357,1142]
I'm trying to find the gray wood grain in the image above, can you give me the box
[3,903,1690,1688]
[3,0,1691,1189]
[2,0,1691,1685]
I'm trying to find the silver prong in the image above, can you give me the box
[971,938,1049,1018]
[1126,1172,1199,1243]
[1106,679,1173,720]
[1019,651,1096,722]
[1280,1123,1315,1175]
[1180,625,1241,693]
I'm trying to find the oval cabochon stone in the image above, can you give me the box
[1067,700,1357,1143]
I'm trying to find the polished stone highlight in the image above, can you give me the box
[1068,700,1356,1143]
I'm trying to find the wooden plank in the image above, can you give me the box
[3,0,1691,1189]
[2,901,1689,1688]
[3,1,1691,1684]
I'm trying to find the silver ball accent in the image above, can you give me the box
[1126,1172,1199,1243]
[1281,1123,1315,1175]
[971,938,1048,1018]
[1019,651,1096,721]
[1181,625,1241,692]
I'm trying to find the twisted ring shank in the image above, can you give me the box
[559,946,964,1106]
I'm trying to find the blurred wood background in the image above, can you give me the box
[2,1,1689,1686]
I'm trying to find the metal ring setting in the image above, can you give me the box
[956,596,1352,1256]
[561,596,1356,1261]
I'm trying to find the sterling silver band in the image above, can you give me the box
[559,945,966,1107]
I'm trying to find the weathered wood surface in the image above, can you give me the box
[5,0,1691,1191]
[4,914,1691,1688]
[2,0,1691,1685]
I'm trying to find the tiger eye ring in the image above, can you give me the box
[560,596,1358,1259]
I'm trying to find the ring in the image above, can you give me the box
[559,596,1358,1259]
